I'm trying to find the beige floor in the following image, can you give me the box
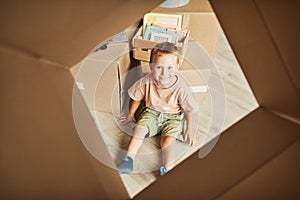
[95,29,259,198]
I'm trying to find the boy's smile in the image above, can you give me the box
[151,54,179,88]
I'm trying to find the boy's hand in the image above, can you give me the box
[184,129,196,146]
[119,114,136,125]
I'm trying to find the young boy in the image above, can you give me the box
[118,42,199,175]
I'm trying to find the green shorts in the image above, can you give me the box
[136,107,185,141]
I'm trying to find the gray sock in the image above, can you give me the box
[117,155,133,174]
[159,166,169,176]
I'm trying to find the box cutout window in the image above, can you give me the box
[71,1,258,198]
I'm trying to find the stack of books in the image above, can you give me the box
[133,13,189,62]
[142,13,188,46]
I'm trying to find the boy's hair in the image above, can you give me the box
[150,42,179,64]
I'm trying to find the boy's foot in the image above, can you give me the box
[117,156,133,174]
[159,166,169,176]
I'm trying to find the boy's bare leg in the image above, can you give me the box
[160,136,176,170]
[126,124,148,159]
[118,124,148,174]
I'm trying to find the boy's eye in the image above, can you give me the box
[168,66,174,70]
[156,66,162,69]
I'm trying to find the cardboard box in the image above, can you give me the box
[139,12,221,60]
[1,0,300,199]
[72,50,135,114]
[133,47,152,62]
[94,53,132,114]
[133,12,220,61]
[179,62,210,105]
[133,13,190,62]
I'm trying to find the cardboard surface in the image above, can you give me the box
[152,1,220,59]
[74,59,113,111]
[216,139,300,200]
[72,86,129,199]
[181,71,210,106]
[95,61,120,113]
[134,108,300,199]
[210,0,300,120]
[0,47,120,199]
[2,0,300,199]
[0,0,163,67]
[255,1,300,95]
[0,1,163,199]
[187,13,220,58]
[74,47,136,114]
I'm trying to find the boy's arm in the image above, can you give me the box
[120,100,142,124]
[128,100,142,122]
[184,111,199,146]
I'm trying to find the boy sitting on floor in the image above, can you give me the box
[118,42,199,175]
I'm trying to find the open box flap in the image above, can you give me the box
[216,139,300,200]
[255,1,300,96]
[134,108,300,199]
[209,0,300,120]
[0,46,128,199]
[0,0,163,67]
[2,0,299,199]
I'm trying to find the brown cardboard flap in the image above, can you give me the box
[209,0,300,120]
[73,86,129,199]
[134,108,300,199]
[216,139,300,200]
[255,1,300,97]
[0,47,127,199]
[0,0,163,67]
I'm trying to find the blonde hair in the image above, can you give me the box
[150,42,179,64]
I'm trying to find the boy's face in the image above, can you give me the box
[151,54,179,88]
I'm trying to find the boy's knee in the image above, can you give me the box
[133,124,149,138]
[160,136,175,147]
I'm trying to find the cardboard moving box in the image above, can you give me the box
[133,12,220,62]
[133,12,190,62]
[1,0,299,199]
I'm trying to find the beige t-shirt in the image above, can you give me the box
[128,73,199,114]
